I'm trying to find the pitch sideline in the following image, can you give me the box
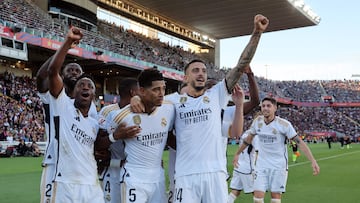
[289,149,360,167]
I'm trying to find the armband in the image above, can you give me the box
[108,133,116,143]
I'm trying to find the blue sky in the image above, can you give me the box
[220,0,360,81]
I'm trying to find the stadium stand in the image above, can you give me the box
[0,0,359,150]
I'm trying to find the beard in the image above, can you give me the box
[63,77,77,91]
[190,81,205,92]
[194,85,205,91]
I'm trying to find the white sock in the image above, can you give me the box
[271,198,281,203]
[227,193,237,203]
[254,197,264,203]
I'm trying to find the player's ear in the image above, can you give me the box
[183,75,189,84]
[139,87,145,96]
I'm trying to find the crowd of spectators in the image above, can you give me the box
[1,68,358,143]
[0,0,220,73]
[252,76,360,103]
[0,71,45,143]
[242,105,359,140]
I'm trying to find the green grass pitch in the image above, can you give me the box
[0,142,359,203]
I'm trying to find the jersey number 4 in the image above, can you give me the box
[175,188,183,202]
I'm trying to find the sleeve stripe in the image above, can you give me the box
[101,104,119,117]
[114,107,132,124]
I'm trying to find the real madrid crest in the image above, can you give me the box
[258,122,263,129]
[203,96,210,103]
[272,128,277,135]
[180,97,187,104]
[161,118,167,127]
[133,115,141,125]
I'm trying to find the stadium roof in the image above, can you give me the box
[128,0,320,39]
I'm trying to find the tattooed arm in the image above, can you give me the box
[48,27,82,98]
[225,14,269,93]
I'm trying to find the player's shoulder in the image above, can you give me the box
[275,116,291,127]
[159,101,176,115]
[162,99,175,106]
[165,92,181,102]
[112,105,132,124]
[99,103,120,116]
[254,115,264,122]
[37,91,51,103]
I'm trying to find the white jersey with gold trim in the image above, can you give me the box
[98,103,126,160]
[166,79,231,178]
[98,103,119,130]
[51,89,99,185]
[116,102,175,183]
[249,116,296,170]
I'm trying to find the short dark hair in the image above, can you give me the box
[184,59,205,73]
[62,63,83,74]
[119,77,138,98]
[262,97,277,106]
[137,68,164,88]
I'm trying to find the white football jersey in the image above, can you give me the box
[166,79,231,178]
[116,102,175,183]
[98,103,126,160]
[51,89,99,185]
[249,116,296,170]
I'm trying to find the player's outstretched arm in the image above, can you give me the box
[293,136,320,175]
[36,56,53,93]
[225,14,269,92]
[233,134,254,167]
[48,27,83,98]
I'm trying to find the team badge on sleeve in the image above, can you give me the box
[133,115,141,125]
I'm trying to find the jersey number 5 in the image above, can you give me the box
[129,188,136,202]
